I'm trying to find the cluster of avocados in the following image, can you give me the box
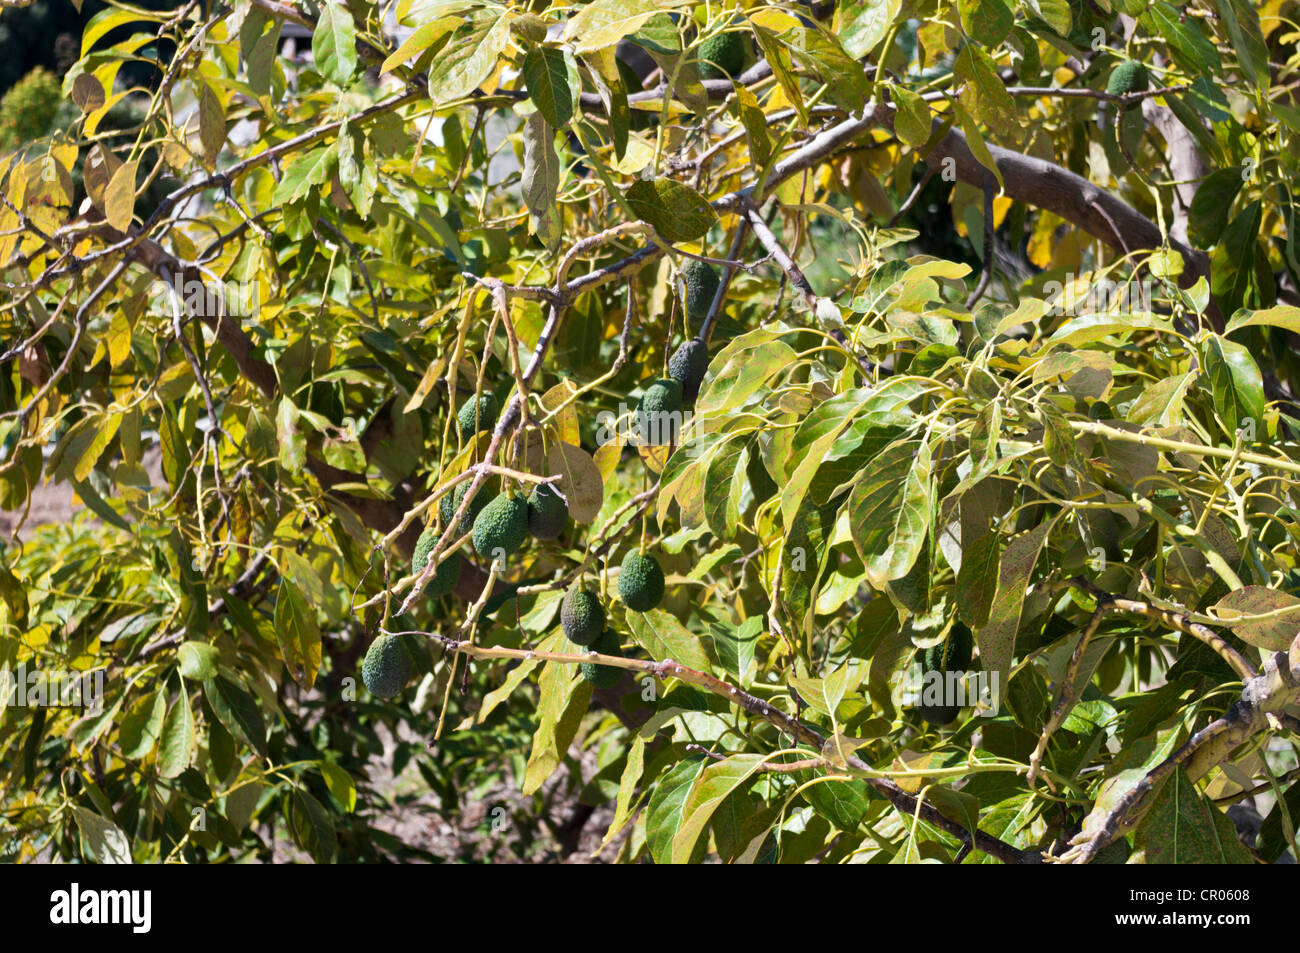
[557,545,668,688]
[634,257,717,436]
[359,389,580,698]
[362,248,722,701]
[560,585,623,686]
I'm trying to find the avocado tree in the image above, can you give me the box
[1,0,1299,864]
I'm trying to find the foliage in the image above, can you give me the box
[0,68,63,152]
[1,0,1299,865]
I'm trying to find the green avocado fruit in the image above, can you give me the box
[699,31,747,80]
[1106,59,1149,100]
[440,479,494,535]
[638,378,683,416]
[527,482,568,540]
[457,391,499,440]
[618,550,665,612]
[361,633,412,699]
[561,585,606,647]
[917,623,975,726]
[668,339,709,404]
[580,628,624,689]
[472,491,529,560]
[682,259,720,329]
[411,525,462,598]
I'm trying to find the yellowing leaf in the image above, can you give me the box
[103,160,138,232]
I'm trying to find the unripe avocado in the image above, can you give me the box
[561,586,606,647]
[411,525,463,598]
[682,259,720,328]
[457,391,499,439]
[472,491,529,560]
[668,339,709,404]
[699,31,747,80]
[1106,60,1149,101]
[618,551,665,612]
[638,378,683,416]
[917,624,975,726]
[527,482,568,540]
[580,628,624,689]
[945,622,975,671]
[361,633,412,699]
[440,479,494,536]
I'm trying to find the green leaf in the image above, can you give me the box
[601,734,646,847]
[1134,767,1252,863]
[952,99,1003,191]
[198,83,225,163]
[565,0,675,54]
[1225,304,1300,336]
[708,615,761,684]
[956,531,1000,629]
[956,44,1016,139]
[177,640,219,679]
[977,520,1051,685]
[272,144,338,206]
[628,609,714,673]
[645,756,706,864]
[670,754,766,863]
[117,688,167,760]
[1214,0,1269,90]
[273,578,323,687]
[695,333,796,418]
[1188,168,1243,249]
[319,760,357,813]
[779,385,911,526]
[1139,3,1222,78]
[1211,200,1270,316]
[69,804,132,863]
[1210,587,1300,651]
[204,676,267,758]
[1126,372,1194,426]
[848,436,933,589]
[380,15,458,73]
[158,688,195,778]
[313,1,359,86]
[805,776,875,831]
[835,0,903,59]
[959,0,1012,46]
[522,112,562,251]
[522,47,572,128]
[522,659,592,795]
[891,85,931,148]
[733,84,771,168]
[625,178,718,243]
[289,790,338,863]
[1202,334,1264,436]
[276,397,307,473]
[427,15,513,103]
[1022,0,1070,36]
